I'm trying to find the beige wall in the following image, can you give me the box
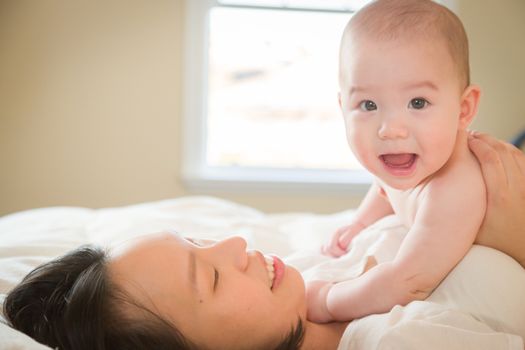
[459,0,525,137]
[1,0,524,216]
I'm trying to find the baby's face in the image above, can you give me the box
[339,36,467,190]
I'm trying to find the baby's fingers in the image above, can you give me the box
[338,228,360,248]
[322,242,347,257]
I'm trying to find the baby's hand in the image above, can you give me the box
[305,280,334,323]
[322,222,365,257]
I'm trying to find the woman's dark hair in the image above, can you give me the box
[3,245,305,350]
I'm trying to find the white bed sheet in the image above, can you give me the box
[0,196,524,349]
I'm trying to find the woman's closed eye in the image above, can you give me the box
[193,240,219,293]
[213,268,219,292]
[184,238,220,292]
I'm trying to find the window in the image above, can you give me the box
[182,0,374,192]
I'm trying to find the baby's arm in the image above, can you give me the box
[323,182,394,256]
[311,166,486,322]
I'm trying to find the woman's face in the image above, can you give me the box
[108,232,307,349]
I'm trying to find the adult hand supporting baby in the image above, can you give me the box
[468,132,525,268]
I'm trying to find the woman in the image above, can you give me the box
[3,133,525,350]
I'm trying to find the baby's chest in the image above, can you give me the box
[384,188,422,228]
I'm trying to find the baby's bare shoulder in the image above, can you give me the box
[422,149,486,215]
[431,144,483,189]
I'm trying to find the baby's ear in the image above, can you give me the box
[458,85,481,129]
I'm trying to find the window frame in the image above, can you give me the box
[181,0,374,194]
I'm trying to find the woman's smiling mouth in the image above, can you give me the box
[264,255,275,288]
[264,254,285,290]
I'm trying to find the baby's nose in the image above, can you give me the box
[378,117,409,140]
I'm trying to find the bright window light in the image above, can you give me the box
[207,6,360,170]
[182,1,375,191]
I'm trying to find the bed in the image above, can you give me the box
[1,196,524,349]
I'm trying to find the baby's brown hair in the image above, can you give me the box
[340,0,470,89]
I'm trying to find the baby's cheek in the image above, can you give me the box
[353,146,376,172]
[346,133,365,157]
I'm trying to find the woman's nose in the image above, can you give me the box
[211,236,248,270]
[377,116,409,140]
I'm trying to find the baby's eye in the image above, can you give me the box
[408,98,429,109]
[359,100,377,111]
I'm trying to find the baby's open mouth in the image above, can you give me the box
[380,153,417,168]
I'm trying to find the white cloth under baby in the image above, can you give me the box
[284,216,525,349]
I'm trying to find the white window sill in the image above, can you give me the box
[182,166,372,194]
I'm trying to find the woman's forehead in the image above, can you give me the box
[109,231,184,258]
[108,232,199,315]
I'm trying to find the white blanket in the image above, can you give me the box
[0,196,524,349]
[285,216,525,349]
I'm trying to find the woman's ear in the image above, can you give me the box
[458,85,481,129]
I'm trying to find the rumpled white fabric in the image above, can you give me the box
[0,196,524,350]
[284,216,525,349]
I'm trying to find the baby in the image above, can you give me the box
[306,0,486,322]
